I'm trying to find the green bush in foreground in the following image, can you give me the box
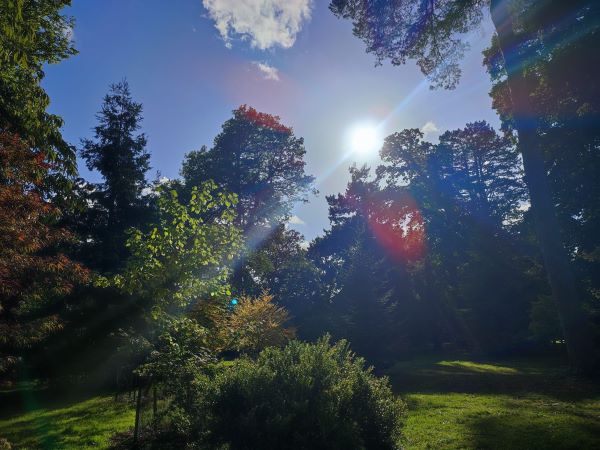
[182,336,405,449]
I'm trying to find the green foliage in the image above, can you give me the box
[235,225,324,331]
[136,316,213,385]
[186,337,405,450]
[79,80,152,271]
[329,0,485,89]
[0,0,77,177]
[99,181,241,320]
[181,105,315,230]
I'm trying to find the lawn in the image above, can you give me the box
[0,387,135,449]
[386,356,600,449]
[1,356,598,449]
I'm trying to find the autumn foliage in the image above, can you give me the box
[0,132,89,371]
[220,292,295,355]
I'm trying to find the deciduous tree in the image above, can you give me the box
[0,132,88,374]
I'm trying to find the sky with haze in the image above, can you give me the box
[44,0,500,240]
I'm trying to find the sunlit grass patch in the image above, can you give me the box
[437,360,519,374]
[387,356,600,449]
[0,395,135,450]
[402,392,600,450]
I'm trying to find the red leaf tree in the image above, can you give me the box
[0,131,89,374]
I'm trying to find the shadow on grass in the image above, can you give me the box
[468,399,600,450]
[386,356,600,401]
[0,392,135,449]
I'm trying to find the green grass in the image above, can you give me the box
[386,356,600,449]
[1,356,598,449]
[0,390,135,449]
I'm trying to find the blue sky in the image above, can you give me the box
[44,0,500,240]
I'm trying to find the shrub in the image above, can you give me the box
[188,336,406,449]
[219,292,295,355]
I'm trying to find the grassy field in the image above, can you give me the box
[0,387,135,449]
[386,357,600,449]
[1,356,598,449]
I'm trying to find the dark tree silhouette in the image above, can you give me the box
[330,0,599,371]
[80,80,151,271]
[181,105,315,232]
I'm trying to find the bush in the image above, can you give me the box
[218,292,295,355]
[186,336,406,449]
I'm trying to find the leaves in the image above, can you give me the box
[218,292,295,355]
[0,132,89,371]
[102,181,242,320]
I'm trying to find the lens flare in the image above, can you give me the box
[368,192,426,263]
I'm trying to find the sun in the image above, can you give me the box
[348,123,382,157]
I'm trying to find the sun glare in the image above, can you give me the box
[348,123,382,157]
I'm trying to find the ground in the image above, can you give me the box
[386,356,600,449]
[0,356,598,449]
[0,387,135,449]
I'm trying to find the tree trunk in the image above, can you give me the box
[490,0,595,372]
[152,384,157,426]
[133,383,143,446]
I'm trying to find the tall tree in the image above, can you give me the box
[330,0,599,371]
[101,181,241,324]
[0,132,88,375]
[181,105,315,232]
[80,80,151,271]
[0,0,77,182]
[181,106,316,298]
[438,121,526,227]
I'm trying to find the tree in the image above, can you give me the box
[235,224,324,330]
[0,0,77,181]
[438,121,526,226]
[484,2,600,352]
[101,181,242,323]
[181,105,315,232]
[219,292,295,355]
[330,0,599,371]
[0,132,89,375]
[310,166,422,361]
[96,181,242,405]
[80,80,151,271]
[181,106,316,300]
[378,125,540,353]
[310,124,538,358]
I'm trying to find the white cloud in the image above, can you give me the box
[421,121,439,136]
[202,0,313,50]
[288,215,305,225]
[253,61,280,81]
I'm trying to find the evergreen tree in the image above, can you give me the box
[80,80,151,271]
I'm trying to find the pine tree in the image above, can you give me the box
[80,80,151,271]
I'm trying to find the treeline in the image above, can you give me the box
[2,0,600,389]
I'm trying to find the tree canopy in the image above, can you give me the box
[181,105,315,232]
